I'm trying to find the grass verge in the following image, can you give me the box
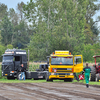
[0,78,100,85]
[73,79,100,85]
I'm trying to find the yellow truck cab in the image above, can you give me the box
[45,50,83,82]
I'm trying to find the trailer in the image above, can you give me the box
[2,49,45,80]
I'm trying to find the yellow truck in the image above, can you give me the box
[45,50,83,82]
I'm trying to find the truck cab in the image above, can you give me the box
[45,50,83,82]
[2,49,27,79]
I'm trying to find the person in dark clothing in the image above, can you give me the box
[82,63,91,88]
[74,73,79,81]
[20,64,26,80]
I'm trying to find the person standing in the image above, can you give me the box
[74,73,79,81]
[82,63,91,88]
[20,64,26,80]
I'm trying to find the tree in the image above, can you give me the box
[7,44,13,49]
[8,8,19,26]
[12,20,30,49]
[17,2,25,21]
[81,44,94,62]
[24,0,89,61]
[0,3,8,21]
[85,0,100,43]
[1,16,13,46]
[0,45,6,61]
[84,20,93,44]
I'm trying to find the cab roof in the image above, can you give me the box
[93,55,100,58]
[3,49,26,56]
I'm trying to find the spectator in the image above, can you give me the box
[20,64,26,80]
[82,63,91,88]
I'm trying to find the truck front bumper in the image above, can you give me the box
[49,75,74,79]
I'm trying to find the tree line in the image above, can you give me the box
[0,0,100,62]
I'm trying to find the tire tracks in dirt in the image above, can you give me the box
[0,83,100,100]
[3,83,69,100]
[23,82,100,100]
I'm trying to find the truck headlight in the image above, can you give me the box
[70,73,73,75]
[51,73,54,75]
[10,71,14,73]
[67,68,72,70]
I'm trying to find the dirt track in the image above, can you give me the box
[0,82,100,100]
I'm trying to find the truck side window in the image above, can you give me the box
[15,56,20,61]
[74,56,82,64]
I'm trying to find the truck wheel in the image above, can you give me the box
[97,74,100,82]
[34,78,38,80]
[7,76,15,80]
[90,66,96,81]
[64,78,73,82]
[17,72,22,80]
[69,78,73,82]
[64,79,68,82]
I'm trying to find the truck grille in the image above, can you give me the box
[53,68,72,72]
[2,64,12,71]
[59,73,65,75]
[3,65,9,70]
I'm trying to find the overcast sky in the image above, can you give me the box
[0,0,30,10]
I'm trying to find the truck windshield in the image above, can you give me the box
[51,57,73,65]
[3,56,13,62]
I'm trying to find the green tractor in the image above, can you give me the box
[90,55,100,82]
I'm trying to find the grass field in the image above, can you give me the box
[0,62,100,85]
[0,78,100,86]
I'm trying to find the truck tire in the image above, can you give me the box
[69,78,73,82]
[45,72,53,82]
[97,74,100,82]
[34,78,38,80]
[7,76,15,80]
[64,79,68,82]
[17,72,22,80]
[90,66,96,81]
[64,78,73,82]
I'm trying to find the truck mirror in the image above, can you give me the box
[47,58,49,64]
[76,59,78,64]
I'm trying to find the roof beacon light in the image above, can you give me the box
[55,51,69,55]
[53,52,54,55]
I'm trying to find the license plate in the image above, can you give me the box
[5,74,8,76]
[38,76,43,78]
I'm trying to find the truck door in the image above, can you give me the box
[73,55,83,73]
[22,55,27,69]
[14,56,21,71]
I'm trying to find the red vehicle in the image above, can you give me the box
[90,55,100,82]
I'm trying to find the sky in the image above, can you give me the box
[0,0,30,10]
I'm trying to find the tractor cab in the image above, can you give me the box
[90,55,100,82]
[93,55,100,74]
